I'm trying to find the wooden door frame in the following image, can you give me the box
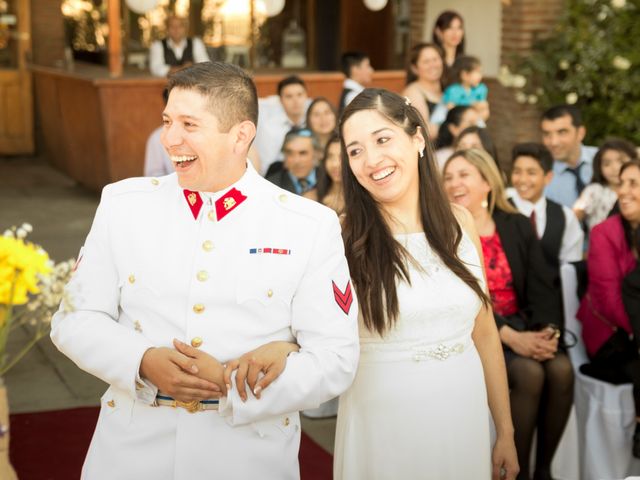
[0,0,34,155]
[17,0,30,69]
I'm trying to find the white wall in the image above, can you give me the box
[423,0,501,77]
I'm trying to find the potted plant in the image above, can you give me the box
[0,224,75,479]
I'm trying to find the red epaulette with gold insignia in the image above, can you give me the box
[215,188,247,221]
[183,190,204,219]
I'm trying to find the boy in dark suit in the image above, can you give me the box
[509,142,584,269]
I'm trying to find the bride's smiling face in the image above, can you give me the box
[342,109,424,207]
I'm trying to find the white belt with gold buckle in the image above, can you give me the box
[154,394,219,413]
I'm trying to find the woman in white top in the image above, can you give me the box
[333,88,518,480]
[401,43,446,138]
[573,138,637,230]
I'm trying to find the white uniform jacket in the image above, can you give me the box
[51,163,359,480]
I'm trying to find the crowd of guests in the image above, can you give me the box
[142,8,640,479]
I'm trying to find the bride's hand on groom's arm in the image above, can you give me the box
[172,339,227,396]
[223,341,300,402]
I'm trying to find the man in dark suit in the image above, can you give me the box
[266,128,319,195]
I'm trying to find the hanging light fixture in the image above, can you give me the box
[125,0,160,15]
[263,0,285,17]
[363,0,388,11]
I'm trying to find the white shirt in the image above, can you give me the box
[510,191,584,264]
[149,37,210,77]
[254,96,307,176]
[342,78,365,108]
[143,126,173,177]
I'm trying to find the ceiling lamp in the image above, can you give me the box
[363,0,388,11]
[263,0,285,17]
[125,0,159,15]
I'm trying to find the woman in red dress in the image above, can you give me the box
[443,148,574,480]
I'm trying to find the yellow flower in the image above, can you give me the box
[0,235,51,306]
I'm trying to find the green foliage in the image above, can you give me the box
[514,0,640,145]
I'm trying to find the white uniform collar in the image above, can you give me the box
[179,161,257,221]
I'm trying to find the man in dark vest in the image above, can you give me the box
[339,51,374,113]
[509,142,584,270]
[150,16,210,77]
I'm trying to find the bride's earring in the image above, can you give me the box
[481,199,489,209]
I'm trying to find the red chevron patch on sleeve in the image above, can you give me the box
[332,280,353,315]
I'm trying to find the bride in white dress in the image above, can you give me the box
[334,89,519,480]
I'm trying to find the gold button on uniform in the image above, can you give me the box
[267,289,273,298]
[279,194,287,203]
[197,270,209,282]
[128,274,135,284]
[208,210,216,221]
[193,304,205,314]
[202,240,214,252]
[283,417,290,426]
[151,178,159,186]
[134,320,142,332]
[191,337,203,348]
[107,399,116,408]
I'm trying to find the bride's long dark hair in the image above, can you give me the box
[340,88,489,336]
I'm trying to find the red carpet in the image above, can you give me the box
[9,407,332,480]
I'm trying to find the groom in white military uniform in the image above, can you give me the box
[51,62,359,479]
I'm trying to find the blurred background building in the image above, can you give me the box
[1,0,564,188]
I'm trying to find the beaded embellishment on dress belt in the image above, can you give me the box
[412,343,464,362]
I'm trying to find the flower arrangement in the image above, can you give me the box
[500,0,640,145]
[0,224,75,376]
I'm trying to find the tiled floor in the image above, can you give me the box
[1,155,337,452]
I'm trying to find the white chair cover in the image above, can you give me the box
[560,263,640,480]
[548,407,580,480]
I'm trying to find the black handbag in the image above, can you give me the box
[622,262,640,352]
[585,293,635,361]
